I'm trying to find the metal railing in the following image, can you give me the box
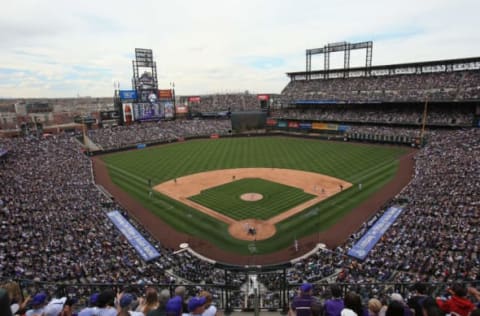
[2,277,478,314]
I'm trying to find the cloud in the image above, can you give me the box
[237,56,285,70]
[0,0,479,97]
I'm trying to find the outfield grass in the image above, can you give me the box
[101,137,407,255]
[189,178,316,221]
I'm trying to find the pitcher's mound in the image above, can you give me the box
[228,219,276,241]
[240,193,263,201]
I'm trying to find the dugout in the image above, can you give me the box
[231,111,267,132]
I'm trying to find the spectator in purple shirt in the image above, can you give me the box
[324,285,344,316]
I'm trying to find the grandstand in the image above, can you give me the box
[277,57,480,126]
[1,45,480,315]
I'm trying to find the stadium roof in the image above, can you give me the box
[287,56,480,78]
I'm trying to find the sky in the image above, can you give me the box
[0,0,479,98]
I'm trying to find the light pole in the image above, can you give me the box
[170,82,176,119]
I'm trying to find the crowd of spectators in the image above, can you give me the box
[345,126,425,139]
[343,128,480,285]
[1,282,227,316]
[281,70,480,104]
[288,282,479,316]
[270,105,474,126]
[0,135,177,285]
[170,252,226,285]
[0,133,234,312]
[1,120,479,313]
[2,279,479,316]
[87,119,231,150]
[259,128,479,298]
[179,93,260,113]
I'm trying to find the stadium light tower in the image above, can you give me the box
[305,41,373,79]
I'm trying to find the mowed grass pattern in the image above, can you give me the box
[189,178,316,220]
[102,137,407,255]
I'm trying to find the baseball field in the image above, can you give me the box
[95,136,412,262]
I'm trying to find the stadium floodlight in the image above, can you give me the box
[305,41,373,79]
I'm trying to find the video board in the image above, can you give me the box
[132,103,163,121]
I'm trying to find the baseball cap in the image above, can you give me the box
[166,296,183,316]
[390,293,404,302]
[31,293,47,306]
[10,303,19,314]
[188,296,207,312]
[120,293,134,308]
[300,283,313,292]
[43,298,67,316]
[342,309,358,316]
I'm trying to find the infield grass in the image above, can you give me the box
[189,178,316,220]
[101,136,408,255]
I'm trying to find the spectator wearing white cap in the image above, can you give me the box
[42,297,67,316]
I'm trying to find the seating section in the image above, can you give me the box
[282,71,480,104]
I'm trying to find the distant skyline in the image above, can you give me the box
[1,0,479,98]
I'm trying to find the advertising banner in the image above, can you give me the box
[294,100,338,105]
[159,89,173,99]
[107,210,160,262]
[188,96,201,103]
[327,124,338,131]
[288,121,299,128]
[164,101,175,118]
[299,122,312,129]
[176,106,189,114]
[257,94,269,100]
[277,121,287,128]
[122,103,134,124]
[312,122,339,131]
[266,118,277,126]
[312,122,327,130]
[119,90,138,100]
[348,206,405,260]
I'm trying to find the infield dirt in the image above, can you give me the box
[154,168,351,241]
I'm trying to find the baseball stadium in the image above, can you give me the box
[1,40,479,316]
